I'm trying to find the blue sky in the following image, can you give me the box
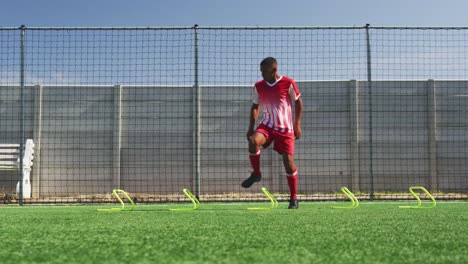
[0,0,468,27]
[1,0,468,85]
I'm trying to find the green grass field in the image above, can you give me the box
[0,202,467,264]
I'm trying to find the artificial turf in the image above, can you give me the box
[0,202,467,263]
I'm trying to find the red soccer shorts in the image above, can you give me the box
[255,124,295,155]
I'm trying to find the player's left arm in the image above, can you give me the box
[294,96,303,139]
[289,79,303,139]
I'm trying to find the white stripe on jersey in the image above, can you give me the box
[252,85,259,104]
[289,83,301,101]
[268,104,275,127]
[272,105,279,129]
[276,105,285,132]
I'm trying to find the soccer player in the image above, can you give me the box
[242,57,303,209]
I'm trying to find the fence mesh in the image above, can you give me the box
[0,26,467,204]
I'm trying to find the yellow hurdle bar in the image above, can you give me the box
[248,187,279,210]
[170,189,201,211]
[97,189,135,212]
[399,186,437,209]
[332,187,359,209]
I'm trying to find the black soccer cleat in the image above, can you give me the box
[241,173,262,188]
[288,198,299,209]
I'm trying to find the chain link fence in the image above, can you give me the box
[0,25,467,204]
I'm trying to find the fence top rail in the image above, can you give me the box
[0,84,195,88]
[194,26,468,30]
[2,25,468,30]
[369,26,468,30]
[4,80,468,89]
[1,26,363,30]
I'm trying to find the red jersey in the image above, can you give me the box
[252,76,301,133]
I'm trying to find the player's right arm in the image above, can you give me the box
[247,103,259,141]
[247,84,260,141]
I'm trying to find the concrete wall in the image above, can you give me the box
[0,80,467,197]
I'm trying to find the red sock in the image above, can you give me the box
[249,149,261,175]
[287,169,298,199]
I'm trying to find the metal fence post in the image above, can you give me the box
[349,80,360,192]
[32,84,43,198]
[113,85,123,190]
[193,24,201,199]
[19,25,26,206]
[365,24,374,200]
[427,79,438,191]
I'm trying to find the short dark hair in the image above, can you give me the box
[260,57,277,66]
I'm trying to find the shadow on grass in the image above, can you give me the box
[95,206,288,212]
